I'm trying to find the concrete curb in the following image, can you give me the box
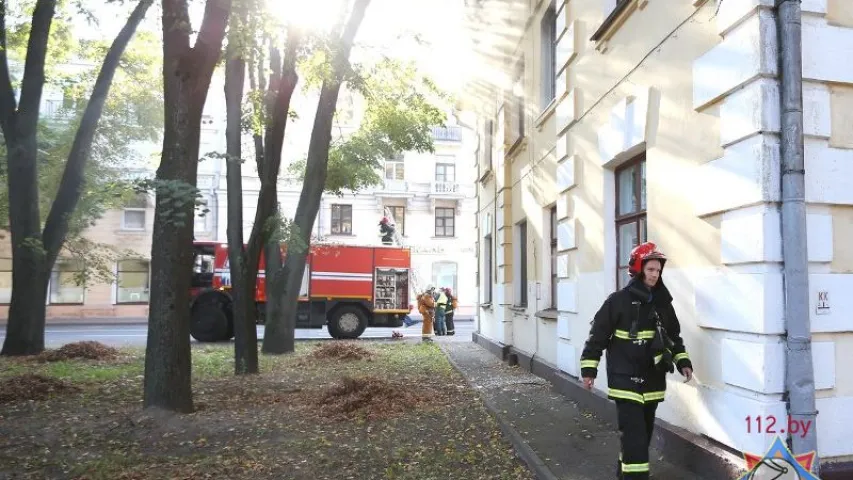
[438,342,559,480]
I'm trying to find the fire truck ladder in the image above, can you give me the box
[383,206,428,296]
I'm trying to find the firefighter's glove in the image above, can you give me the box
[656,350,674,374]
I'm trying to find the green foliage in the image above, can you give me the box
[133,179,208,229]
[288,58,447,196]
[0,1,162,286]
[264,207,308,255]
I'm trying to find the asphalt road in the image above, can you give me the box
[0,320,475,348]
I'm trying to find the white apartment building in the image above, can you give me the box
[3,70,478,322]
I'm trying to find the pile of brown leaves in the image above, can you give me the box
[315,375,431,420]
[309,342,373,361]
[37,341,120,362]
[0,373,81,403]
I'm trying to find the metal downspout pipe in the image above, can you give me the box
[776,0,819,471]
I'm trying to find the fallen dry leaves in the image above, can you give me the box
[0,340,534,480]
[0,373,81,403]
[36,341,121,362]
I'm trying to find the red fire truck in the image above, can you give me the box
[189,241,414,342]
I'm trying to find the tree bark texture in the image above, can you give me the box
[0,0,56,356]
[143,0,230,413]
[276,0,371,342]
[1,0,152,355]
[253,34,300,355]
[261,203,294,354]
[224,41,258,375]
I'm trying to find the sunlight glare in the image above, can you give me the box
[268,0,344,32]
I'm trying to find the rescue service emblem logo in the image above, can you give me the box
[738,436,819,480]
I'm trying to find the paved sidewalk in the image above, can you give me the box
[441,341,712,480]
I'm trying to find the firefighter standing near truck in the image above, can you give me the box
[579,242,693,480]
[418,287,436,341]
[442,287,457,336]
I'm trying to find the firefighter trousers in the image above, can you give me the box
[421,311,434,338]
[445,312,455,335]
[615,399,658,479]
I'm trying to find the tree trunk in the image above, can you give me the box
[261,204,294,354]
[251,35,300,355]
[0,0,57,356]
[143,0,230,413]
[42,0,154,270]
[224,43,258,375]
[276,0,370,339]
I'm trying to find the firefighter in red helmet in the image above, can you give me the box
[580,242,693,479]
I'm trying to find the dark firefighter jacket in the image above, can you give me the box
[580,277,693,405]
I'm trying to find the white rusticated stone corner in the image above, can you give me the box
[693,9,777,110]
[721,336,785,394]
[720,204,781,264]
[816,396,853,457]
[557,279,578,313]
[557,312,571,339]
[557,155,576,192]
[557,338,577,376]
[557,252,569,278]
[557,192,568,219]
[556,20,577,74]
[720,78,780,147]
[557,217,576,251]
[693,134,781,217]
[715,0,773,36]
[695,270,785,334]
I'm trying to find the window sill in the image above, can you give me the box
[510,305,527,312]
[480,303,493,310]
[535,99,558,129]
[590,0,648,52]
[535,308,559,320]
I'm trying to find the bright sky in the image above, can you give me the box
[78,0,473,96]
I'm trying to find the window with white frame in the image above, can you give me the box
[435,207,455,237]
[483,234,493,304]
[432,261,458,295]
[435,162,456,183]
[116,259,150,304]
[385,205,405,236]
[384,153,405,180]
[122,193,147,230]
[516,220,528,307]
[49,259,85,305]
[541,1,557,110]
[615,152,647,289]
[550,206,558,309]
[331,204,353,235]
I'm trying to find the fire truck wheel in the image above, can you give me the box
[190,292,234,342]
[328,305,368,339]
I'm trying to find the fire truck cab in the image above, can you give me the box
[189,241,414,342]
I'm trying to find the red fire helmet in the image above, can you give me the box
[628,241,667,277]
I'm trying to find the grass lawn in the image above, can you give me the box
[0,340,534,480]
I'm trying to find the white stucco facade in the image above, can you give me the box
[462,0,853,470]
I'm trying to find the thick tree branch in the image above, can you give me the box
[246,29,300,280]
[42,0,154,270]
[17,0,56,130]
[190,0,231,99]
[0,1,18,133]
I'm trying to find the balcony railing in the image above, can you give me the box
[431,181,460,194]
[430,126,462,142]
